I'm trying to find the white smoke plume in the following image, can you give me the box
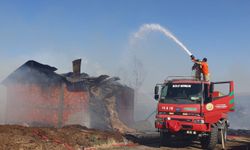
[132,23,192,56]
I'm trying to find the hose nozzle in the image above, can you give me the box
[190,55,195,60]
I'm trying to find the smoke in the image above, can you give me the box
[131,23,192,56]
[227,65,250,129]
[229,94,250,129]
[1,23,250,131]
[0,86,6,124]
[0,55,21,124]
[0,24,194,128]
[0,50,112,125]
[124,23,250,130]
[120,23,193,125]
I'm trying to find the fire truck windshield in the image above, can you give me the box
[159,83,202,104]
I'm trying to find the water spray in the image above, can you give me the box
[133,24,193,56]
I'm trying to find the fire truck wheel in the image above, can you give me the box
[218,125,228,144]
[200,125,218,150]
[160,132,171,147]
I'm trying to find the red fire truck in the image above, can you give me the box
[154,76,235,149]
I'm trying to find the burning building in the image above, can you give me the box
[2,60,134,132]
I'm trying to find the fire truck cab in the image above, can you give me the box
[154,76,235,149]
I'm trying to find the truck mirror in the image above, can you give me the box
[154,85,159,100]
[210,83,214,93]
[154,94,159,100]
[155,94,159,100]
[154,86,159,95]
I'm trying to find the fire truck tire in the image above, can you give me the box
[160,132,171,146]
[201,125,218,150]
[218,125,228,144]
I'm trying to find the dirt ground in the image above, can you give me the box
[116,130,250,150]
[112,135,250,150]
[0,125,123,150]
[0,125,250,150]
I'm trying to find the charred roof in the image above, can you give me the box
[2,60,65,86]
[2,60,124,92]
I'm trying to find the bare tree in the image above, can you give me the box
[132,56,146,101]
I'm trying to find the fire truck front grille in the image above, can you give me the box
[182,125,193,129]
[171,118,192,122]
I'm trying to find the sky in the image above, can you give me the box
[0,0,250,121]
[0,0,250,88]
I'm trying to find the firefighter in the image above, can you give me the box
[192,59,202,80]
[190,55,201,80]
[191,55,210,81]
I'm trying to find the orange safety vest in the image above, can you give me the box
[201,62,209,75]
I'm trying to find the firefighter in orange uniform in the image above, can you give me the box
[191,55,210,81]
